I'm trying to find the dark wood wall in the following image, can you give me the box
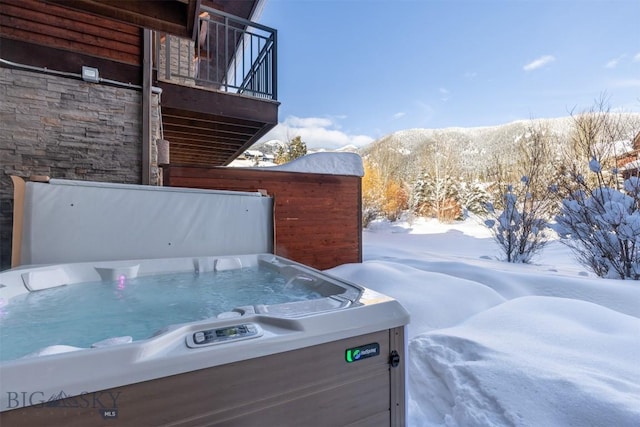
[1,0,141,64]
[163,165,362,270]
[0,0,142,83]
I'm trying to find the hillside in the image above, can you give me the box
[360,114,640,181]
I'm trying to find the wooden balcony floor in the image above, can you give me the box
[158,81,279,166]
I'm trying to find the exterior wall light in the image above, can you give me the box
[81,66,100,83]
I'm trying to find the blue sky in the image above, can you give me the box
[256,0,640,149]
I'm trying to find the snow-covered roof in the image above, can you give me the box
[620,159,640,171]
[265,152,364,176]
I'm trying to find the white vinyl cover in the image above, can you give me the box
[19,180,273,265]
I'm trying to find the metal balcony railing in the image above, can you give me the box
[155,6,277,100]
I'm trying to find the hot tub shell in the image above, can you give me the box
[0,254,408,426]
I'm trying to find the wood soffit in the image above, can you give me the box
[161,106,276,167]
[43,1,262,39]
[158,81,278,167]
[44,0,202,39]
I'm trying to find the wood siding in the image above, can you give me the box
[0,0,141,66]
[163,165,362,270]
[46,0,200,40]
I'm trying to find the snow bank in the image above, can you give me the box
[327,217,640,426]
[359,257,640,318]
[409,296,640,427]
[328,261,505,338]
[363,219,640,317]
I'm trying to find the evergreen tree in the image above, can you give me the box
[411,172,461,221]
[275,136,307,164]
[458,181,491,216]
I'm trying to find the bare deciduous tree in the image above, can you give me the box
[553,97,640,278]
[484,123,557,263]
[558,94,640,195]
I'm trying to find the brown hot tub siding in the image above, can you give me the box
[0,328,405,427]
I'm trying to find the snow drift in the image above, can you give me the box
[327,218,640,427]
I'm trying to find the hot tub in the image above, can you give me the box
[0,254,409,426]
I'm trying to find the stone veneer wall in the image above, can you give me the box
[0,67,161,270]
[157,35,197,85]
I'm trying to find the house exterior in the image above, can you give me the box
[615,132,640,179]
[1,0,362,270]
[0,0,278,269]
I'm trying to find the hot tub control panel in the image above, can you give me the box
[186,323,263,348]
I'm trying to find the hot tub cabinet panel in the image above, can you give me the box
[1,328,405,426]
[0,254,409,426]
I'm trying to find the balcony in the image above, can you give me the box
[154,6,279,166]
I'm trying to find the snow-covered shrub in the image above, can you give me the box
[484,177,551,263]
[484,121,559,263]
[554,159,640,279]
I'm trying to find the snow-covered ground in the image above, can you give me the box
[327,217,640,427]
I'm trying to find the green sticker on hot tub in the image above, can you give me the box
[345,343,380,363]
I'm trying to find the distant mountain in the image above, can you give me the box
[366,114,640,151]
[309,144,360,154]
[252,115,640,169]
[359,114,640,180]
[366,117,574,153]
[252,139,286,156]
[251,139,360,155]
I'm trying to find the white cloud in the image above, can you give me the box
[605,59,620,69]
[634,52,640,62]
[393,112,406,119]
[285,116,333,128]
[464,71,477,79]
[605,55,626,69]
[523,55,556,71]
[258,115,374,149]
